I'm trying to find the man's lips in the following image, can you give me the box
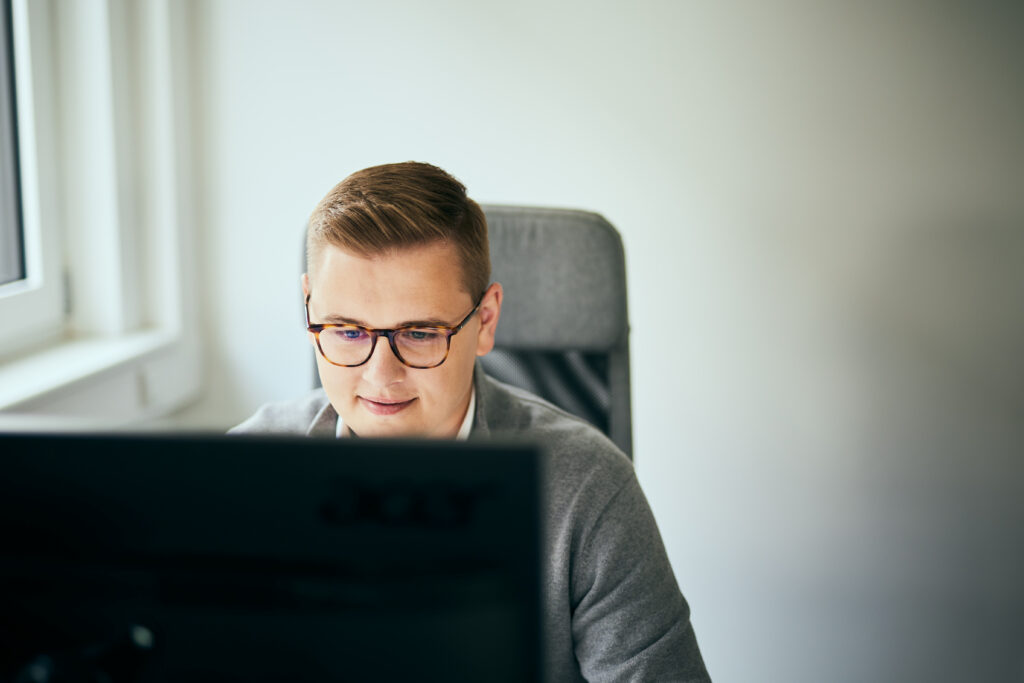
[358,396,416,416]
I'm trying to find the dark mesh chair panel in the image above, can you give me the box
[480,349,611,435]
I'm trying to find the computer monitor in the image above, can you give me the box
[0,433,541,683]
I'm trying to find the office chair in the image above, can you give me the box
[305,205,633,459]
[479,205,632,459]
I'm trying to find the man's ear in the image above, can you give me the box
[301,273,317,348]
[475,282,503,357]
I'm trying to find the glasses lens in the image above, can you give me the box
[318,326,374,366]
[394,328,449,368]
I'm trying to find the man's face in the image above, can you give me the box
[303,241,501,438]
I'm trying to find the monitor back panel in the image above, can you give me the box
[0,433,542,683]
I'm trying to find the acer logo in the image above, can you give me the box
[319,479,487,529]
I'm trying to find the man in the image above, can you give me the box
[232,162,710,682]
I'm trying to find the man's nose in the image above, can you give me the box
[361,335,406,386]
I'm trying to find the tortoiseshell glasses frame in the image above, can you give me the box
[304,291,483,369]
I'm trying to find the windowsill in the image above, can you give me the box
[0,327,201,426]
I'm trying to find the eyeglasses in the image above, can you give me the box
[305,292,482,369]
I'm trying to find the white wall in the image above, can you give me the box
[174,2,1024,680]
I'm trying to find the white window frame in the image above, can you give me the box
[0,0,62,357]
[0,0,200,426]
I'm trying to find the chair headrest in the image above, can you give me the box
[483,205,628,351]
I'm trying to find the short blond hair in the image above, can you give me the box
[306,162,490,297]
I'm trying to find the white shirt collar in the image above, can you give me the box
[335,385,476,441]
[455,386,476,440]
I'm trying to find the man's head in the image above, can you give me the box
[306,162,490,297]
[302,162,502,438]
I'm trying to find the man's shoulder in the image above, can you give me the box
[475,369,634,489]
[229,389,333,435]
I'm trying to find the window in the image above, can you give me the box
[0,0,24,287]
[0,0,200,424]
[0,0,62,361]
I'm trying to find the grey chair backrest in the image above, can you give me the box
[479,205,632,459]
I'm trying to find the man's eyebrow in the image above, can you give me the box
[320,313,368,325]
[320,313,453,328]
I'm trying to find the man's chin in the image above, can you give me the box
[345,411,421,439]
[350,425,419,439]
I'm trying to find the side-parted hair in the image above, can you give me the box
[306,162,490,297]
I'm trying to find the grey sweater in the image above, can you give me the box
[231,365,710,682]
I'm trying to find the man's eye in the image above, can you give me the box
[331,327,367,341]
[401,329,442,343]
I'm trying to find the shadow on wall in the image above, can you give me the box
[850,215,1024,682]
